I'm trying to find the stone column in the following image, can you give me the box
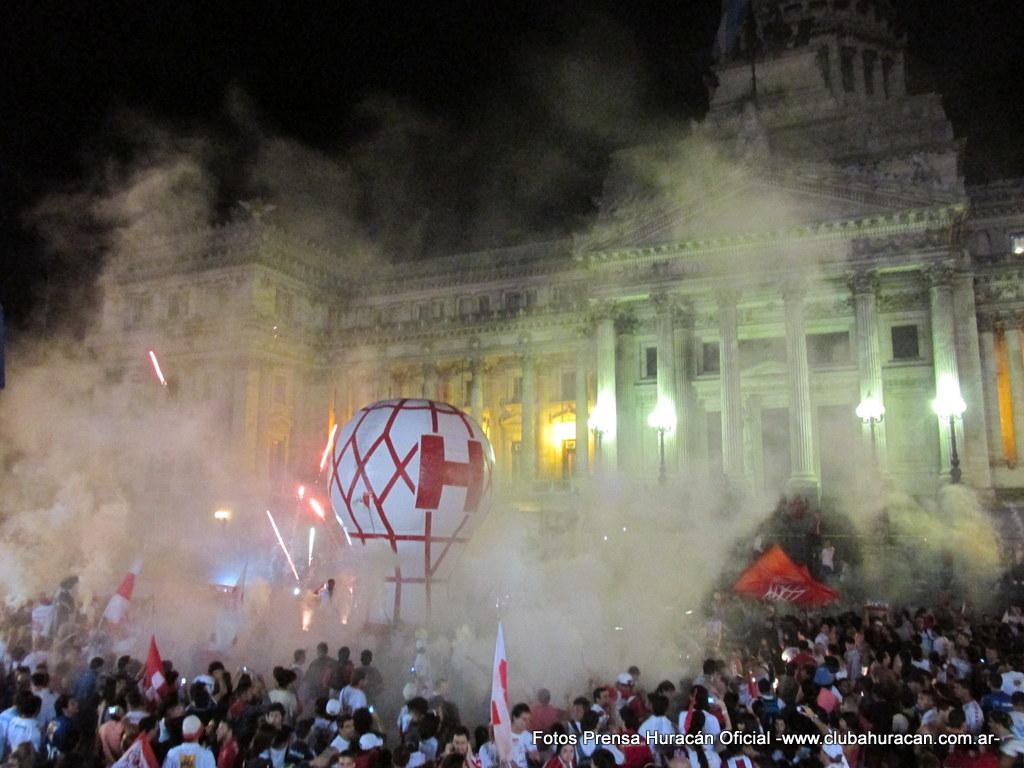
[977,317,1002,464]
[952,272,992,487]
[783,281,819,496]
[422,361,439,400]
[744,394,765,492]
[1006,320,1024,465]
[595,307,618,470]
[469,358,484,423]
[850,271,888,472]
[575,340,590,477]
[653,292,679,474]
[676,306,697,463]
[520,348,537,483]
[717,289,745,481]
[927,265,962,481]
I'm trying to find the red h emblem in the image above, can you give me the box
[416,434,485,512]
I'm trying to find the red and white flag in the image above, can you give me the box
[143,636,170,701]
[489,622,512,762]
[112,734,160,768]
[103,559,142,625]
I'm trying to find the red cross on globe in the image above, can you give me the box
[330,399,495,625]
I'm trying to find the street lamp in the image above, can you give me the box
[647,398,676,485]
[214,508,233,522]
[855,396,885,466]
[588,393,615,467]
[931,374,966,484]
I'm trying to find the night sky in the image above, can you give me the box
[2,0,1022,330]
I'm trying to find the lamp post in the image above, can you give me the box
[855,396,885,467]
[647,398,677,485]
[931,375,966,484]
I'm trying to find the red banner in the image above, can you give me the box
[733,544,839,606]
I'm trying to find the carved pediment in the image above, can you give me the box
[587,161,963,252]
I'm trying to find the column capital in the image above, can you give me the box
[714,286,742,307]
[848,269,880,297]
[651,290,676,316]
[780,276,810,302]
[615,310,639,335]
[923,263,957,289]
[590,299,618,324]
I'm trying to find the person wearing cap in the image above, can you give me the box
[396,683,419,739]
[163,715,215,768]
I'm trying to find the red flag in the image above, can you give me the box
[733,545,839,606]
[103,559,142,625]
[143,636,170,700]
[489,623,512,762]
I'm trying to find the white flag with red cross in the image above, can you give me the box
[490,622,512,762]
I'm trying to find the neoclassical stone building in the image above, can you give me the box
[91,0,1024,514]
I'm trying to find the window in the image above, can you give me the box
[126,294,151,329]
[561,371,576,401]
[739,337,787,369]
[891,325,920,360]
[417,304,430,322]
[862,50,876,95]
[1012,233,1024,256]
[643,347,658,379]
[275,288,293,321]
[808,332,852,366]
[504,293,522,313]
[882,57,893,98]
[840,47,856,93]
[817,46,831,90]
[167,290,188,320]
[479,296,491,314]
[459,297,476,316]
[273,375,287,405]
[702,342,721,374]
[269,439,287,480]
[512,376,523,402]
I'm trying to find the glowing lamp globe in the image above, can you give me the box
[330,399,495,625]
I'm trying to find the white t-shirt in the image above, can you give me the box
[329,736,350,753]
[6,716,41,752]
[162,742,217,768]
[339,685,368,713]
[1010,710,1024,739]
[579,735,625,765]
[639,714,676,742]
[510,730,536,768]
[1002,671,1024,696]
[820,547,835,570]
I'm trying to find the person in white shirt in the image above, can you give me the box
[1010,692,1024,738]
[954,681,984,736]
[639,694,675,766]
[509,703,540,768]
[163,716,216,768]
[578,711,625,766]
[30,673,57,733]
[6,694,42,755]
[339,670,368,714]
[329,714,357,753]
[1003,670,1024,696]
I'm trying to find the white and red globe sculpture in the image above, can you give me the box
[330,399,495,625]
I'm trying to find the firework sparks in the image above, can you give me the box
[297,484,306,500]
[308,526,316,567]
[265,509,300,582]
[334,512,353,547]
[319,424,339,472]
[308,498,326,520]
[147,350,168,387]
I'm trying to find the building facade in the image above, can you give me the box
[91,0,1024,513]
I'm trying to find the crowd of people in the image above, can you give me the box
[5,583,1024,768]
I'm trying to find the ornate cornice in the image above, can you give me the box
[848,270,880,297]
